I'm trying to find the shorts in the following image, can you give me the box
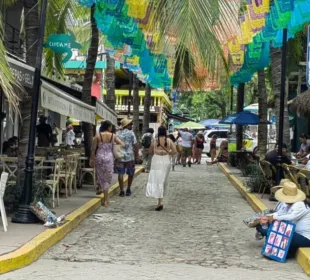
[182,147,192,157]
[115,160,136,176]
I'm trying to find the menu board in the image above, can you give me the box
[262,221,296,263]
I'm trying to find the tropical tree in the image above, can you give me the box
[132,74,140,136]
[105,55,116,111]
[0,14,20,112]
[143,84,152,133]
[81,4,98,159]
[257,69,268,157]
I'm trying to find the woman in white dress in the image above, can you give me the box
[146,126,177,211]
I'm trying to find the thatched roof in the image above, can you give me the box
[290,89,310,117]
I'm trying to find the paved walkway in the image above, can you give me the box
[2,165,307,279]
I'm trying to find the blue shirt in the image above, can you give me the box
[117,129,137,162]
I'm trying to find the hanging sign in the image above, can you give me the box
[43,31,82,63]
[7,56,34,88]
[307,25,310,87]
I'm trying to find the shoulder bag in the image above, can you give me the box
[112,134,125,160]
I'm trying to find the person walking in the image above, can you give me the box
[193,131,205,164]
[51,123,59,147]
[146,126,177,211]
[90,121,123,207]
[179,128,193,167]
[210,134,217,162]
[141,128,154,173]
[116,118,137,197]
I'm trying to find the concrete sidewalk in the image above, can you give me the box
[0,167,144,274]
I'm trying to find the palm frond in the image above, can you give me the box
[0,16,21,114]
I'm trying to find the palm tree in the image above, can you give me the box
[143,84,152,133]
[81,4,98,159]
[132,74,140,136]
[0,14,20,112]
[257,69,268,157]
[270,46,290,149]
[105,54,116,111]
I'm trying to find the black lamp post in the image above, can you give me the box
[12,0,49,223]
[230,85,234,114]
[276,28,288,185]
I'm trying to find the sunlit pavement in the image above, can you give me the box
[2,164,307,280]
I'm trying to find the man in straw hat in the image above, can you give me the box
[116,118,137,197]
[269,182,310,257]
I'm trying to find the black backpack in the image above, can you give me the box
[142,134,152,148]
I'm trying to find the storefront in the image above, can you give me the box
[40,79,96,145]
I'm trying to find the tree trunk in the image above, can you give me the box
[105,55,115,111]
[143,84,151,133]
[270,46,290,149]
[132,74,140,136]
[19,0,39,159]
[257,69,268,157]
[81,4,99,159]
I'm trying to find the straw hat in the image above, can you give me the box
[120,118,132,128]
[270,179,291,193]
[197,131,204,135]
[275,182,306,203]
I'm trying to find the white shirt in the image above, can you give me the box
[274,201,310,240]
[179,131,193,148]
[66,130,75,146]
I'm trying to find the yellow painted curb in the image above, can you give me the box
[218,163,310,276]
[0,167,144,274]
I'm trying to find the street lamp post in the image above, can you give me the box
[276,28,288,185]
[12,0,49,223]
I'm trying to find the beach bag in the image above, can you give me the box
[113,144,125,160]
[142,135,152,148]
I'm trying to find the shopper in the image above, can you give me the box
[116,118,137,197]
[146,126,177,211]
[210,134,217,162]
[193,131,205,164]
[142,128,154,173]
[90,121,123,207]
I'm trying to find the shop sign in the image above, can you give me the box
[7,57,34,88]
[115,105,157,112]
[41,81,95,124]
[96,101,118,125]
[43,31,82,63]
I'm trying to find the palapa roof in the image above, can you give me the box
[290,89,310,117]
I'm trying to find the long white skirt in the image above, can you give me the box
[146,154,171,199]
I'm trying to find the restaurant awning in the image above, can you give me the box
[96,100,118,126]
[41,80,95,124]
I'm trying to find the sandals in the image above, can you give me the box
[155,205,163,211]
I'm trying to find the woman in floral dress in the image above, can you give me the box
[90,121,123,207]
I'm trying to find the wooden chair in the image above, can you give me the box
[58,155,72,198]
[68,154,79,195]
[0,172,9,232]
[79,158,96,190]
[297,170,310,197]
[43,158,64,208]
[282,163,300,187]
[0,157,18,182]
[259,160,276,198]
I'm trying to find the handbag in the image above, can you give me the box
[112,133,125,160]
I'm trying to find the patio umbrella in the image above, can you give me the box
[199,119,220,127]
[175,121,205,129]
[219,111,271,125]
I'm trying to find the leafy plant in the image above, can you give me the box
[244,163,265,193]
[228,152,237,167]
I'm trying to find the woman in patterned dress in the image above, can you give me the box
[90,121,123,207]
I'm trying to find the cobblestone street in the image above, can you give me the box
[3,165,308,279]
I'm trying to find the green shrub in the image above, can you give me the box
[244,163,266,193]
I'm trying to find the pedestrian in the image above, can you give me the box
[36,115,52,147]
[116,118,137,197]
[210,134,217,162]
[179,128,193,167]
[168,134,177,171]
[210,140,229,164]
[193,131,205,164]
[51,123,59,147]
[141,128,155,173]
[90,121,124,207]
[146,126,177,211]
[66,124,75,148]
